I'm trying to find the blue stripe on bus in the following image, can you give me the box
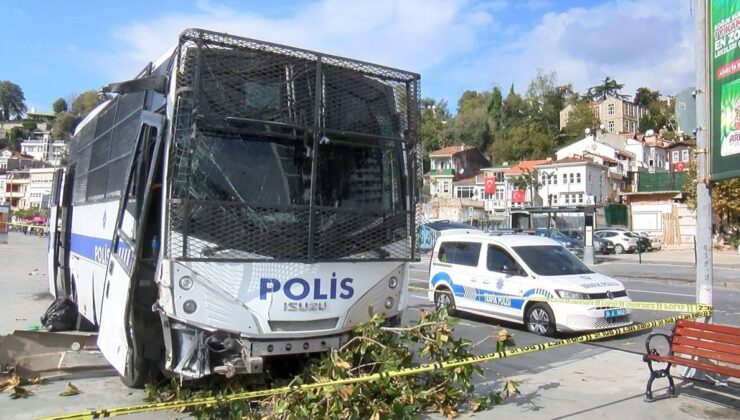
[70,233,132,267]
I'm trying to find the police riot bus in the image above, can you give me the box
[46,29,420,387]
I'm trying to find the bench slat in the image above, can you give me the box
[673,335,740,357]
[647,354,740,378]
[676,320,740,337]
[671,343,740,366]
[674,327,740,347]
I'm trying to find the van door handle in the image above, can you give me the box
[470,277,478,283]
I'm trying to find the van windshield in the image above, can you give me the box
[512,245,593,276]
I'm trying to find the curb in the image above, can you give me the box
[605,275,740,290]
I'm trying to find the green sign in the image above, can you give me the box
[710,0,740,180]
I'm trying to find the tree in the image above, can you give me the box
[634,87,661,108]
[587,77,629,100]
[487,86,503,134]
[491,122,551,164]
[52,111,78,140]
[684,156,740,216]
[439,106,491,153]
[563,101,599,143]
[524,70,568,138]
[2,126,25,151]
[70,91,99,117]
[420,98,450,162]
[0,81,27,121]
[52,98,68,114]
[457,90,491,116]
[500,84,526,130]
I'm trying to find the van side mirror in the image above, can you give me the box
[501,264,521,275]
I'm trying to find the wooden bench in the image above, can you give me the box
[643,319,740,401]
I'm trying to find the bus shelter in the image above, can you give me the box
[516,206,599,264]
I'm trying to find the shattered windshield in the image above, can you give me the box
[174,129,405,212]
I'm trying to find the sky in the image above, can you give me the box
[0,0,697,114]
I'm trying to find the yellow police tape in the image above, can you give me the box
[43,307,712,420]
[407,285,713,313]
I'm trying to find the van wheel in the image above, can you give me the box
[434,288,456,315]
[614,244,624,254]
[526,303,556,336]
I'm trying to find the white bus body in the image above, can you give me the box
[48,29,420,387]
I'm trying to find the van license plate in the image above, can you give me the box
[604,309,626,318]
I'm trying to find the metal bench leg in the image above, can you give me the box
[645,373,656,402]
[667,369,676,397]
[644,359,674,402]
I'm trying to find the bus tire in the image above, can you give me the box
[120,311,155,388]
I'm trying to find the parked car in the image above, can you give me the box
[533,228,580,252]
[594,230,638,254]
[592,235,615,254]
[562,229,614,255]
[429,233,632,336]
[635,232,662,251]
[629,232,651,252]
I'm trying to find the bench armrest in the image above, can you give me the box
[643,333,672,361]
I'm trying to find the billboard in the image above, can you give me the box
[710,0,740,180]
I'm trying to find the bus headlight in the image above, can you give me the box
[388,276,398,289]
[179,276,193,291]
[183,300,198,314]
[384,297,395,309]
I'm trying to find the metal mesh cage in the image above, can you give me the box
[166,29,420,262]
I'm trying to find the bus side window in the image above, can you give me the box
[125,124,158,242]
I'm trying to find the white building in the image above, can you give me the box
[20,131,69,167]
[534,157,612,206]
[556,132,635,177]
[27,167,56,209]
[624,132,668,173]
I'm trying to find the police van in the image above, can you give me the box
[428,233,632,336]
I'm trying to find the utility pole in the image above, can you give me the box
[694,0,712,321]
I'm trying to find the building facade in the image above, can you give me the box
[20,131,69,167]
[534,158,611,206]
[666,141,692,172]
[560,96,647,133]
[27,167,56,209]
[427,145,490,198]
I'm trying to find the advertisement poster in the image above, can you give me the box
[711,0,740,180]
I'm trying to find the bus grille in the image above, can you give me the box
[268,318,339,332]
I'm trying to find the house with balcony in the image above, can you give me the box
[427,145,490,198]
[534,157,613,207]
[3,169,31,210]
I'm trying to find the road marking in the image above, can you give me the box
[628,289,695,297]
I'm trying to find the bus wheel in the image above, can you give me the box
[434,288,456,316]
[120,311,155,388]
[526,303,555,336]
